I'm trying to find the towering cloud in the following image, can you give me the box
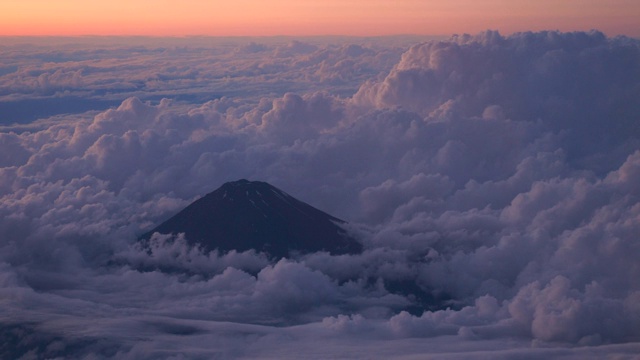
[1,31,639,358]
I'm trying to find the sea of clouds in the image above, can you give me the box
[1,31,639,359]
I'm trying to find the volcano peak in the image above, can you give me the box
[141,180,362,258]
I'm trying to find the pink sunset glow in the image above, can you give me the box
[1,0,639,37]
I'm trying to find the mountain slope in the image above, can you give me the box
[141,179,362,258]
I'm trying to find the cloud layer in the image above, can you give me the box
[1,31,640,358]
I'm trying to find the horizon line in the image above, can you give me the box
[1,29,634,40]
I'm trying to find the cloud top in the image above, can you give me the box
[1,31,639,358]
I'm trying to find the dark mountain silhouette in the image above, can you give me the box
[141,179,362,258]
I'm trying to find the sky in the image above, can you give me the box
[1,30,640,358]
[1,0,640,37]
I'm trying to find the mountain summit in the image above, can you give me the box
[141,179,362,258]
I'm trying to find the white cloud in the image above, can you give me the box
[1,31,640,358]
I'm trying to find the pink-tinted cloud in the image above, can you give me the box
[1,31,639,358]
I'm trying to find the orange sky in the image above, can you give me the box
[1,0,639,37]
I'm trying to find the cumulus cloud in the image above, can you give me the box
[1,31,640,358]
[0,38,404,125]
[353,30,640,172]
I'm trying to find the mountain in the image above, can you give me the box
[141,179,362,258]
